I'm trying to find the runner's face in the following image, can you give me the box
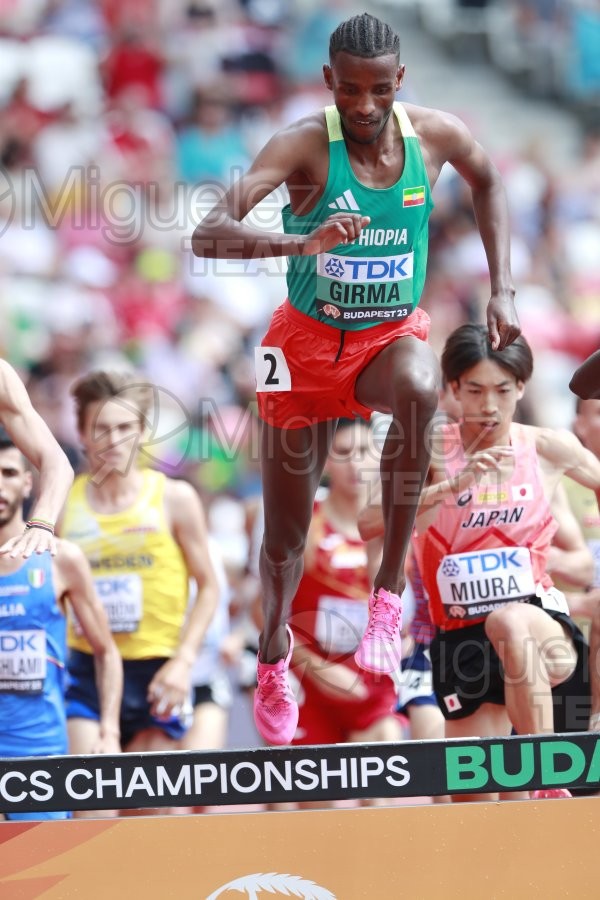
[0,448,31,527]
[326,424,376,499]
[324,52,403,144]
[575,399,600,459]
[452,360,524,448]
[79,398,145,476]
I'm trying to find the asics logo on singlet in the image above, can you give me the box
[328,188,360,211]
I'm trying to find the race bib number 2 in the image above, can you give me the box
[255,347,291,392]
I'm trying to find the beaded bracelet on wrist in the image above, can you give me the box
[25,519,55,535]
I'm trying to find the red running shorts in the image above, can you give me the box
[255,300,431,429]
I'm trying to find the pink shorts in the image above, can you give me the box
[256,301,431,429]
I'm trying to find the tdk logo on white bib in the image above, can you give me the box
[319,252,414,283]
[437,546,536,619]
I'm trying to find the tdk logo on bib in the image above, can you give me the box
[0,632,40,652]
[324,258,345,278]
[319,252,414,283]
[437,546,536,620]
[458,550,526,574]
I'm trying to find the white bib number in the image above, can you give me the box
[94,574,143,633]
[0,629,46,693]
[255,346,291,392]
[396,665,434,708]
[437,546,536,621]
[315,595,369,654]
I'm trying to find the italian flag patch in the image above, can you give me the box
[403,186,425,207]
[28,568,45,588]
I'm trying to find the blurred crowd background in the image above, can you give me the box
[0,0,599,745]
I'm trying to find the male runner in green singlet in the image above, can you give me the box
[192,12,520,745]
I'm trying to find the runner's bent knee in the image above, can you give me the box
[260,537,307,570]
[484,604,528,644]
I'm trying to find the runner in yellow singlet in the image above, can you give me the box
[61,371,218,814]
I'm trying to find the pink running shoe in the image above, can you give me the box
[354,587,402,674]
[531,788,572,799]
[253,626,299,745]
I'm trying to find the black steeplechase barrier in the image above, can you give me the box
[0,730,598,814]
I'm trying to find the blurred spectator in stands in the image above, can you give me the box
[176,89,250,185]
[101,24,164,110]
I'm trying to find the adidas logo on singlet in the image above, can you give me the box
[328,189,360,211]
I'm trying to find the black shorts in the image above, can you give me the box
[66,649,191,745]
[429,599,591,731]
[192,670,233,710]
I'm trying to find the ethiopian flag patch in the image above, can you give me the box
[403,186,425,207]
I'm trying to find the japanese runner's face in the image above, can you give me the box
[452,359,524,450]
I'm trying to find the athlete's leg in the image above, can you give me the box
[485,603,577,735]
[67,716,103,755]
[589,603,600,730]
[182,701,229,751]
[407,702,445,742]
[353,337,439,672]
[354,336,440,594]
[254,420,337,744]
[258,419,337,663]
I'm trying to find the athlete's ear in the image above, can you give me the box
[450,379,461,400]
[516,380,525,401]
[323,64,333,91]
[396,65,406,91]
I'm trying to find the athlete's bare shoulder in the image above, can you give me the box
[49,537,90,600]
[52,537,87,572]
[259,110,329,209]
[400,101,481,182]
[278,109,328,141]
[277,110,328,174]
[256,110,327,167]
[534,425,578,469]
[401,102,470,141]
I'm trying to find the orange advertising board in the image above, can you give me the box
[0,798,599,899]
